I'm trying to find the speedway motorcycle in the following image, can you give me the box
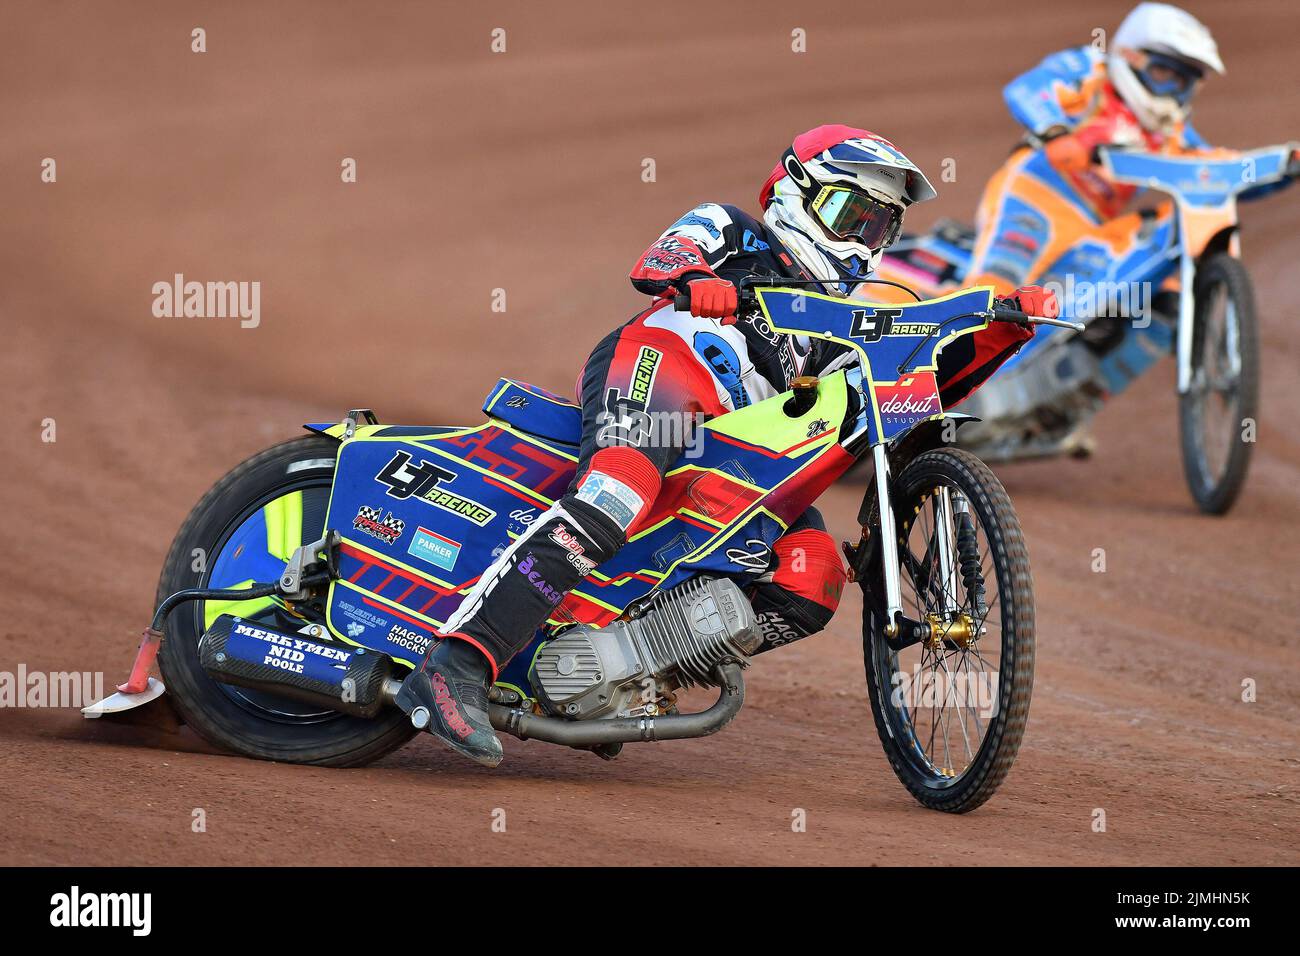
[86,282,1077,813]
[878,143,1299,514]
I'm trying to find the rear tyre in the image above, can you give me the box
[861,448,1034,813]
[157,435,416,767]
[1179,252,1259,515]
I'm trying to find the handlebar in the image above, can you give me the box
[672,286,1084,331]
[989,302,1085,331]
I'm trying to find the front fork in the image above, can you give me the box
[1176,249,1197,394]
[869,443,978,638]
[872,443,905,638]
[1176,234,1244,394]
[933,486,962,616]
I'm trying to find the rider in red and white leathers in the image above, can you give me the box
[395,124,1056,767]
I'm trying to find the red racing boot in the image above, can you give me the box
[394,638,503,768]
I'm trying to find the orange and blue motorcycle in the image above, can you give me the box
[879,143,1299,513]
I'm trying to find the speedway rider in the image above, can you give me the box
[396,124,1057,766]
[968,2,1292,294]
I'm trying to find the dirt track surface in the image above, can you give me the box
[2,0,1298,865]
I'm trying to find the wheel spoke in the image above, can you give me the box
[870,458,1024,796]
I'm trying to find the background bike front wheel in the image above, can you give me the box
[1179,252,1259,515]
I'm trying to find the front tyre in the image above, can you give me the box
[1179,252,1259,515]
[862,448,1034,813]
[156,435,416,766]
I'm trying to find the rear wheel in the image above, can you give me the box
[1179,252,1259,514]
[862,448,1034,813]
[156,435,416,766]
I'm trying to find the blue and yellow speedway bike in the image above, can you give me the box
[877,143,1299,513]
[87,282,1077,812]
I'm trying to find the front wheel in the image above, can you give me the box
[156,435,416,766]
[1179,252,1259,515]
[862,448,1034,813]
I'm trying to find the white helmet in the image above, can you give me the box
[1109,3,1224,133]
[759,125,936,293]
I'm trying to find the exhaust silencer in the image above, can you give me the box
[199,615,394,717]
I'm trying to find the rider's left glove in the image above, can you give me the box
[685,277,739,320]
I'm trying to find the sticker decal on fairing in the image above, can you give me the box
[332,598,390,638]
[386,622,433,657]
[408,526,461,572]
[353,505,405,545]
[375,450,496,526]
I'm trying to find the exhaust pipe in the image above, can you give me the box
[363,664,749,746]
[203,612,747,746]
[201,615,396,718]
[487,661,745,745]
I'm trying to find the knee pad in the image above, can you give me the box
[749,529,846,653]
[768,529,847,611]
[748,584,837,653]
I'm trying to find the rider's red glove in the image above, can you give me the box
[1002,285,1059,319]
[686,278,738,319]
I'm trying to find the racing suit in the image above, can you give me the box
[435,202,1028,679]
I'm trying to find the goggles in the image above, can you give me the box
[1133,49,1203,106]
[809,184,904,249]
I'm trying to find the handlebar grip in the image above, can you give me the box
[672,288,756,313]
[991,305,1032,325]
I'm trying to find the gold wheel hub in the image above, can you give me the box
[926,612,978,650]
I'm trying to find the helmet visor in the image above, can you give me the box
[1136,50,1203,106]
[810,185,902,249]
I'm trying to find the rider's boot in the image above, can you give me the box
[396,492,631,767]
[394,637,502,767]
[1061,427,1097,459]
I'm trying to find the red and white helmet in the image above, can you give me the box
[759,125,937,293]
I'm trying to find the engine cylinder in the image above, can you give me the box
[531,577,758,720]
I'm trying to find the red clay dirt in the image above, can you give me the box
[1,0,1297,865]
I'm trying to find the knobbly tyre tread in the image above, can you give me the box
[156,435,417,767]
[861,447,1034,813]
[1179,252,1259,515]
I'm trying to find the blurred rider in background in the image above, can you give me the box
[969,2,1239,294]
